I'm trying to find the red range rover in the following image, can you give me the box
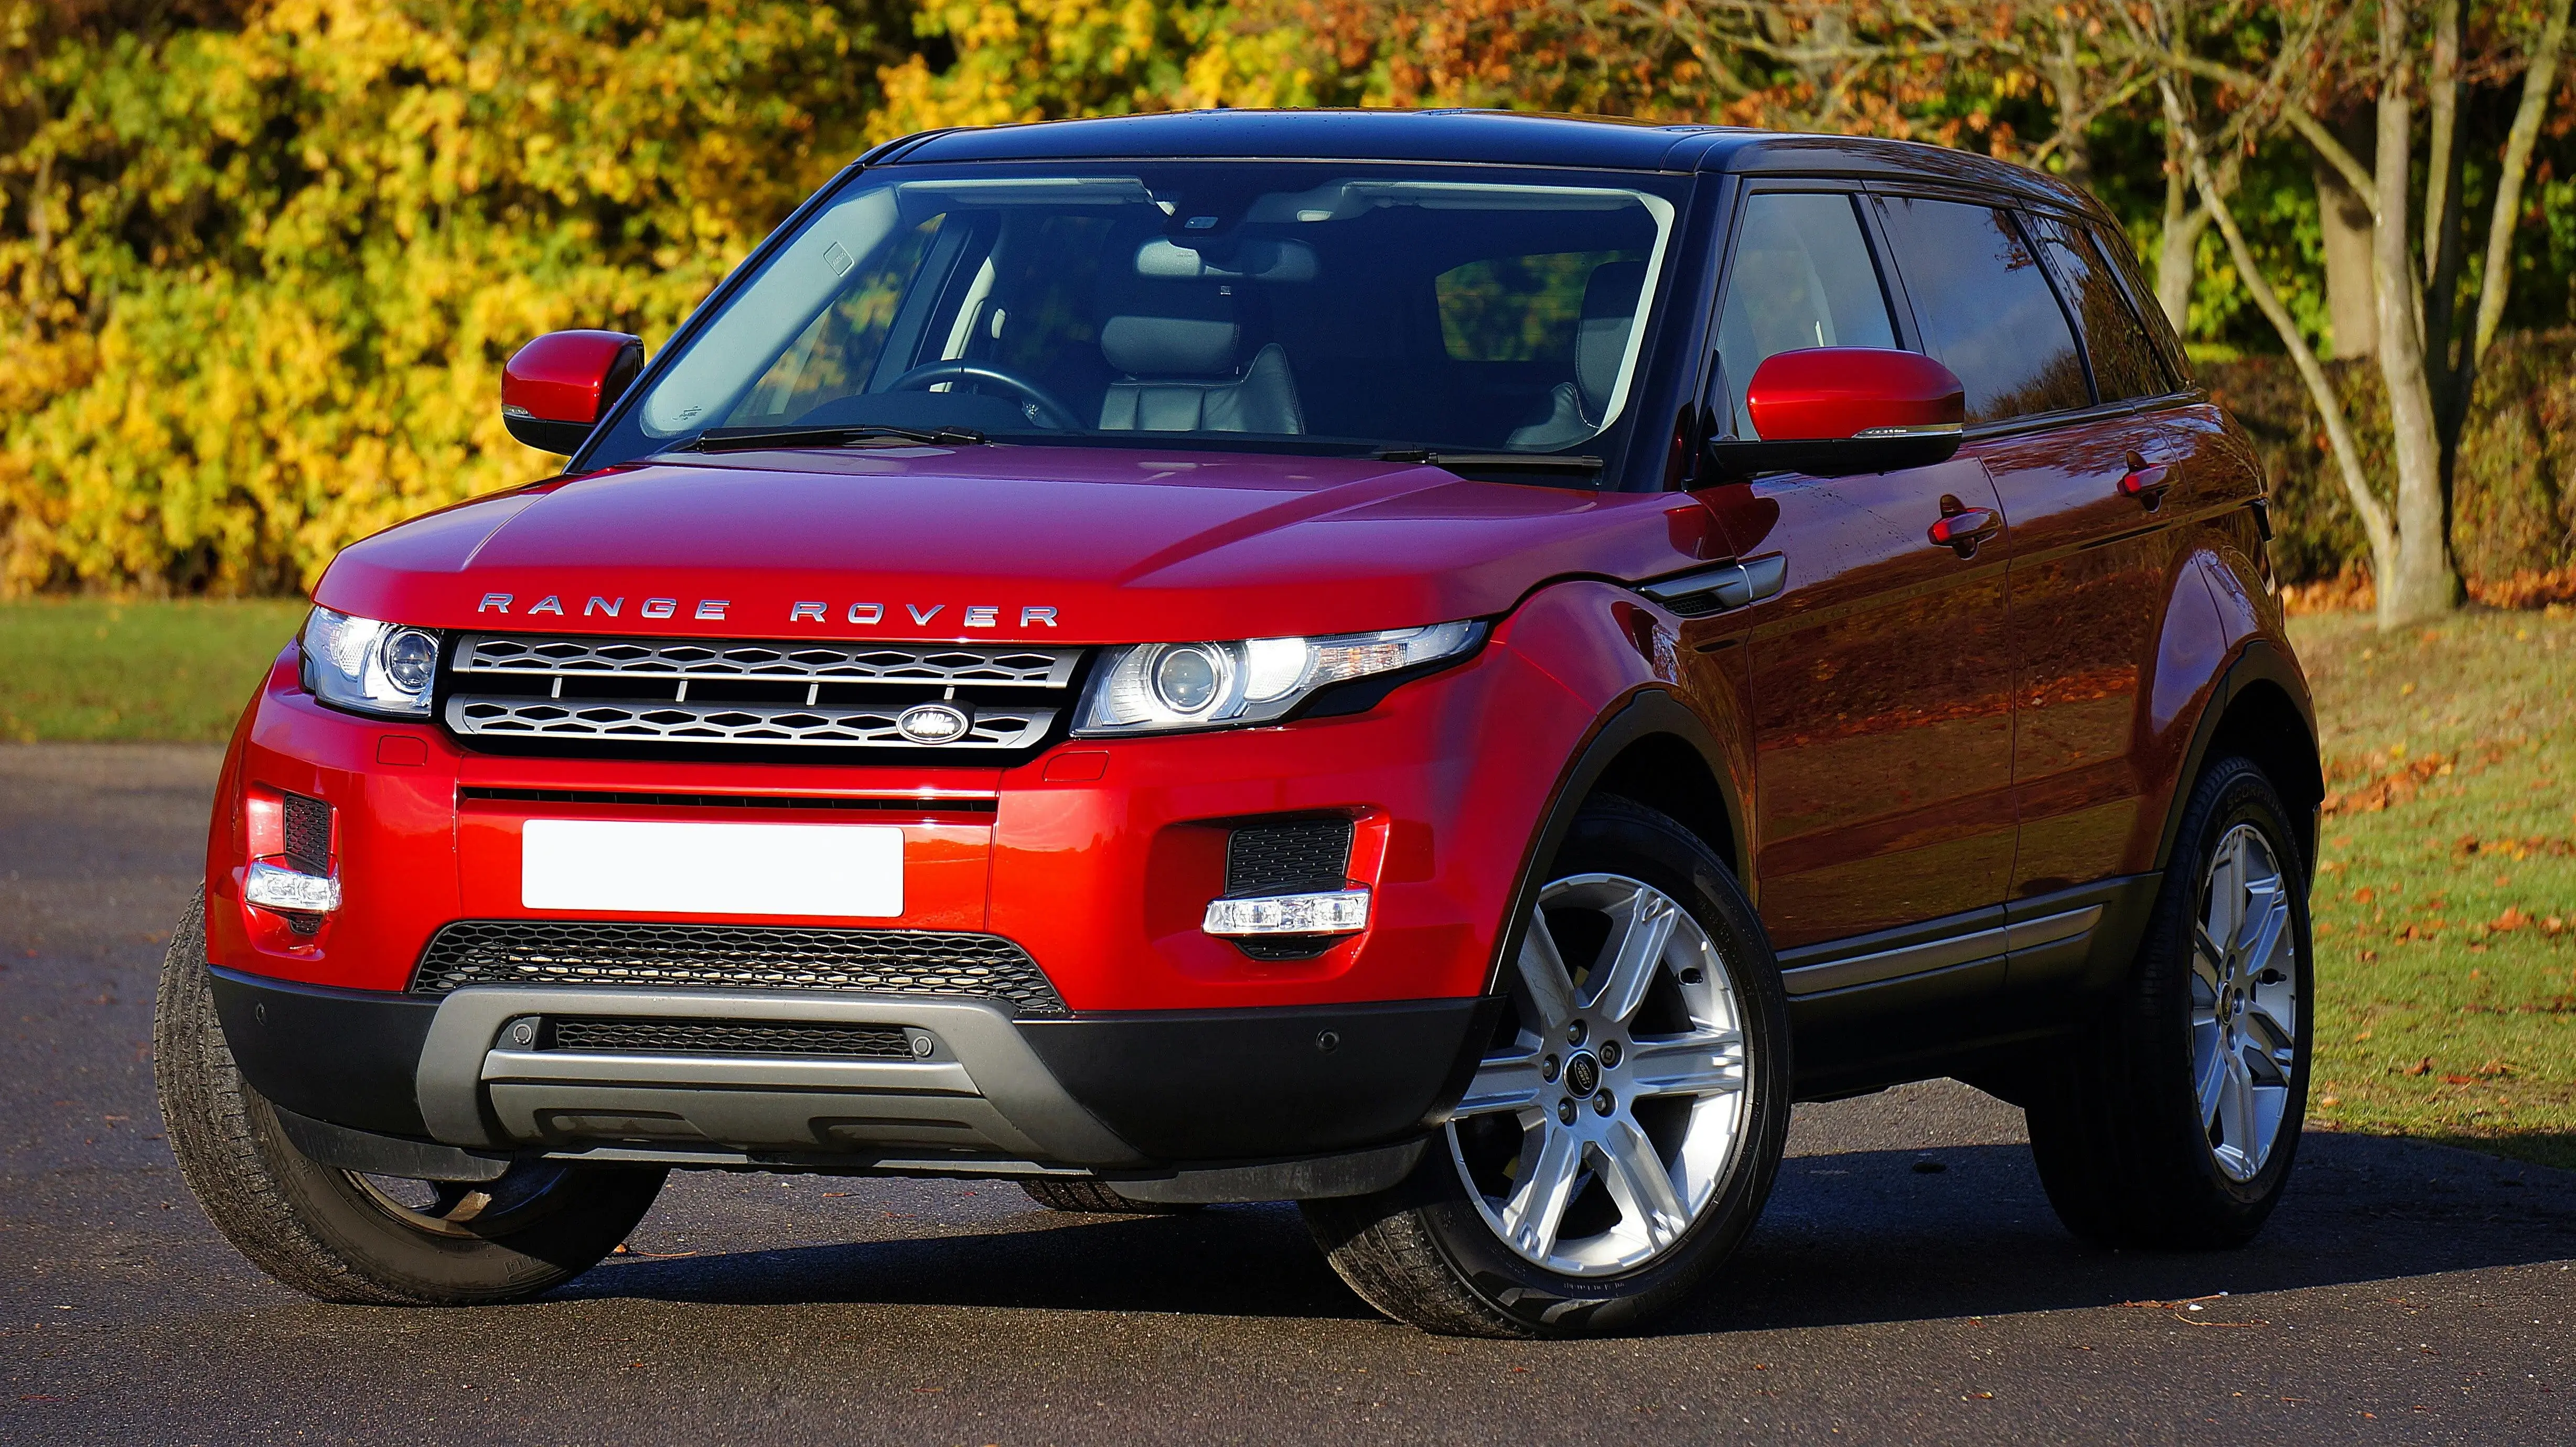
[157,111,2321,1337]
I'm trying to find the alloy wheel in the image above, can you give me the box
[2190,823,2303,1182]
[1446,872,1752,1276]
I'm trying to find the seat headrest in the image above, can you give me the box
[1576,259,1647,416]
[1102,315,1241,375]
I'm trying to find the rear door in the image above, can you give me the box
[1870,193,2197,1000]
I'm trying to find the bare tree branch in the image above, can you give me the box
[2470,0,2572,366]
[2160,72,2398,569]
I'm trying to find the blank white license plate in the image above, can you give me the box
[520,819,903,919]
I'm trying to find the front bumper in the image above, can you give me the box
[207,629,1596,1014]
[211,967,1495,1184]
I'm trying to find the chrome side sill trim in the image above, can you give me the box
[1781,904,2103,998]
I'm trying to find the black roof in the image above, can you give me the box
[872,110,2089,211]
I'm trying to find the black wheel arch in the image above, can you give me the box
[2154,640,2324,879]
[1485,687,1749,996]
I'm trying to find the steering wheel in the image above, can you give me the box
[885,361,1086,432]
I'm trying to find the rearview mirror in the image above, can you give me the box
[501,330,646,455]
[1703,347,1965,480]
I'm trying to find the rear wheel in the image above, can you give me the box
[1302,797,1790,1337]
[154,892,666,1304]
[2026,756,2314,1248]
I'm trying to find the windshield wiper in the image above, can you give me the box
[1376,448,1604,474]
[688,424,988,453]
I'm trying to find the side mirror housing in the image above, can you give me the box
[1703,347,1966,480]
[502,330,646,455]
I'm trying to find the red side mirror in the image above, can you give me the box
[1706,347,1967,480]
[502,330,645,455]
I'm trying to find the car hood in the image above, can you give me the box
[315,445,1729,644]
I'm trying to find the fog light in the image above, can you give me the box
[244,860,340,913]
[1201,887,1370,937]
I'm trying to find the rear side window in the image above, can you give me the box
[2023,213,2167,402]
[2087,223,2193,388]
[1714,192,1897,438]
[1877,197,2090,424]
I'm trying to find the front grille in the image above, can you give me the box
[410,920,1066,1017]
[441,633,1083,755]
[1226,818,1356,896]
[544,1018,917,1059]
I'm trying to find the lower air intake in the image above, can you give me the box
[544,1018,918,1059]
[410,920,1066,1018]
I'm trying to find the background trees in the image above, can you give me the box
[4,0,2572,621]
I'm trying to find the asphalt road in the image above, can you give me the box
[2,743,2569,1445]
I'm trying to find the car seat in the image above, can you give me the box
[1506,258,1645,451]
[1097,279,1305,435]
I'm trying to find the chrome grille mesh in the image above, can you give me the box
[455,635,1080,687]
[410,920,1067,1017]
[446,697,1054,749]
[441,632,1083,755]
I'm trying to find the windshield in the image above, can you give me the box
[586,163,1682,471]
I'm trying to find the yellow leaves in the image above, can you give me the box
[4,1,904,595]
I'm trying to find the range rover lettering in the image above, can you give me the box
[156,111,2320,1337]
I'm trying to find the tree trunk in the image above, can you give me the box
[2370,0,2459,628]
[2314,113,2377,358]
[2154,160,2208,331]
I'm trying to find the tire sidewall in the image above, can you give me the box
[2145,759,2317,1217]
[155,891,663,1304]
[1409,799,1792,1334]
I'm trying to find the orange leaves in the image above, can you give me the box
[2321,752,2454,815]
[2452,834,2576,862]
[2466,567,2576,610]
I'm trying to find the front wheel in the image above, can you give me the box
[154,892,666,1304]
[2025,755,2315,1249]
[1302,797,1791,1337]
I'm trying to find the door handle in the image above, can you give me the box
[1927,506,2001,557]
[2119,463,2171,505]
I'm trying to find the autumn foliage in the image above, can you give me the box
[4,0,2573,596]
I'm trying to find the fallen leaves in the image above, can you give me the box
[2323,752,2455,815]
[2467,566,2576,610]
[2452,835,2576,863]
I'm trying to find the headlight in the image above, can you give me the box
[300,607,439,719]
[1074,621,1484,736]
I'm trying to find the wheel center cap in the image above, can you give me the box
[1564,1051,1601,1097]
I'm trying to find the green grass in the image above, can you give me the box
[0,598,307,742]
[5,596,2572,1167]
[2292,606,2576,1170]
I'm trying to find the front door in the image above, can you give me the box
[1702,188,2020,954]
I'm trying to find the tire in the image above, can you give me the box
[1301,796,1791,1337]
[1019,1180,1201,1214]
[154,891,667,1305]
[2026,755,2315,1249]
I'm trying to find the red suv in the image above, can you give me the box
[156,111,2321,1337]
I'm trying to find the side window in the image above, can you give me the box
[1714,192,1897,438]
[1876,196,2090,424]
[2024,213,2167,402]
[2088,222,2193,388]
